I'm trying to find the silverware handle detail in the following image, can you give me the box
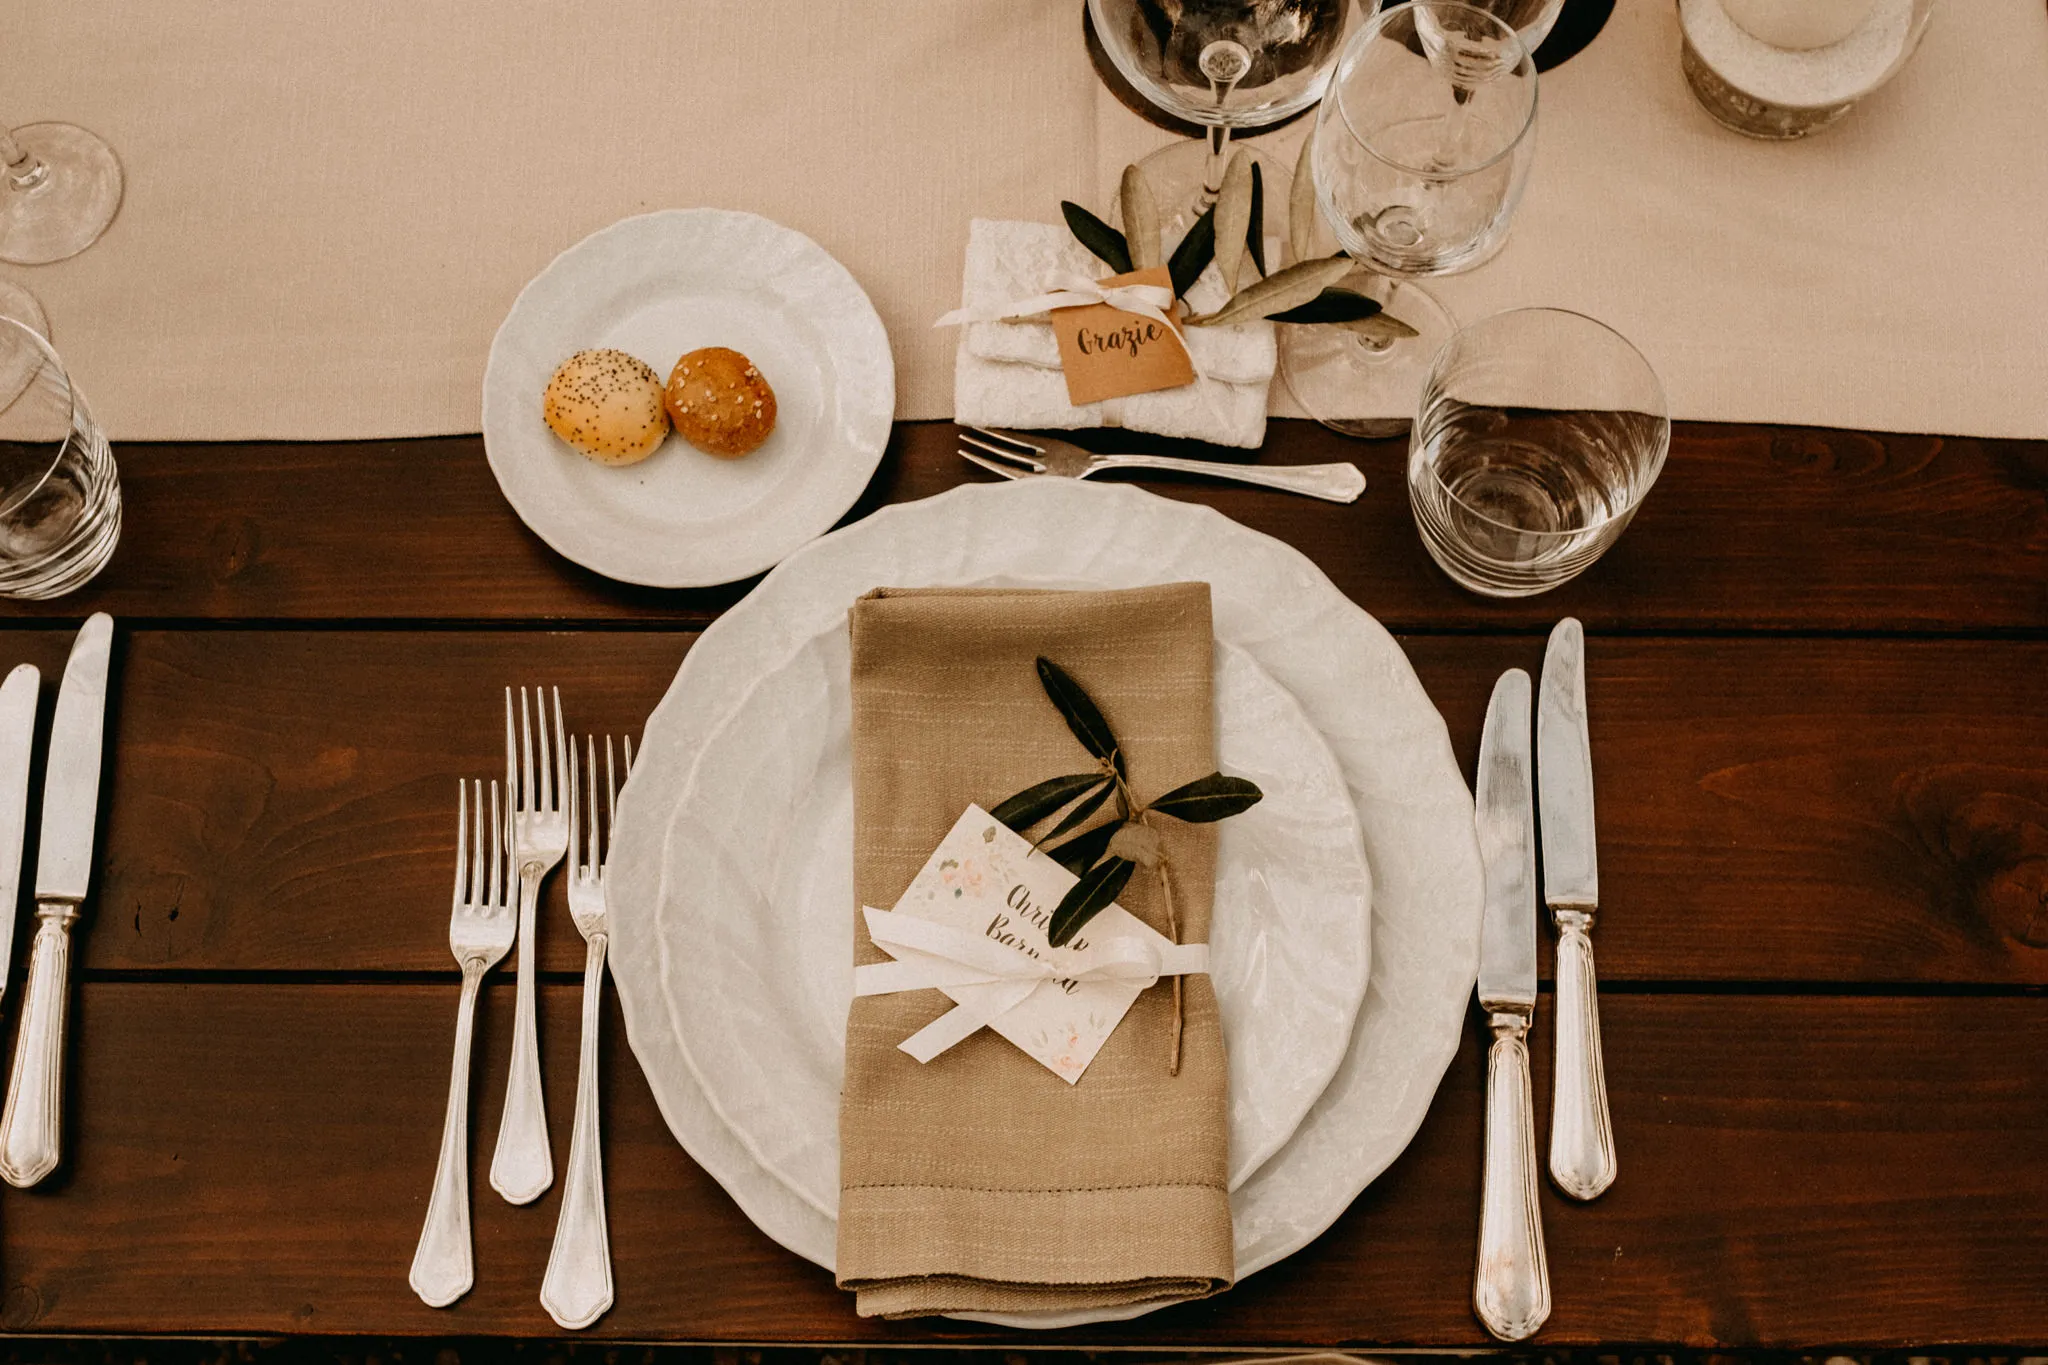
[1476,1012,1550,1342]
[542,933,614,1329]
[1550,913,1617,1199]
[1094,454,1367,503]
[0,905,77,1187]
[410,964,485,1307]
[490,864,552,1203]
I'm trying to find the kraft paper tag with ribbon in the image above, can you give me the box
[1049,266,1196,407]
[853,804,1208,1084]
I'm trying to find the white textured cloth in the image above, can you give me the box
[4,0,2046,439]
[961,219,1277,385]
[950,218,1274,448]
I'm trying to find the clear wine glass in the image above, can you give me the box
[0,119,124,266]
[1278,0,1536,437]
[0,315,120,598]
[1088,0,1379,231]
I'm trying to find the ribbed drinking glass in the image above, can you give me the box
[0,317,119,598]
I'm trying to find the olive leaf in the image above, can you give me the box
[990,772,1106,833]
[1246,162,1267,278]
[1121,164,1162,271]
[1041,777,1116,844]
[1289,130,1319,264]
[1048,855,1136,947]
[1213,151,1255,294]
[1166,205,1216,300]
[1183,256,1354,328]
[1268,287,1385,325]
[1046,819,1120,875]
[1062,201,1132,275]
[1034,657,1123,778]
[1338,312,1422,344]
[1148,772,1265,822]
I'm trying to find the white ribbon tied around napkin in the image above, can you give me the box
[936,270,1176,332]
[853,906,1209,1063]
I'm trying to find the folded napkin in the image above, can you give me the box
[838,583,1233,1319]
[951,218,1274,449]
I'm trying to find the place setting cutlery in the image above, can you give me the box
[410,682,632,1327]
[1470,616,1617,1342]
[957,425,1367,504]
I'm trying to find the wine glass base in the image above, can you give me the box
[1129,138,1293,241]
[0,123,125,266]
[1279,276,1456,439]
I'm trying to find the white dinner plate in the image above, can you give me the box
[657,621,1371,1212]
[608,479,1484,1328]
[482,209,894,587]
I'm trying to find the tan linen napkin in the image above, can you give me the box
[838,582,1233,1319]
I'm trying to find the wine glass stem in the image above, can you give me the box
[1202,125,1235,200]
[0,128,47,193]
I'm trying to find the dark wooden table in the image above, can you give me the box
[0,420,2041,1347]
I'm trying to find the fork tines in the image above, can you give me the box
[509,685,569,819]
[453,777,510,912]
[570,734,637,879]
[958,426,1048,474]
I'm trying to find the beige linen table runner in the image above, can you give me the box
[839,582,1232,1318]
[6,1,2048,441]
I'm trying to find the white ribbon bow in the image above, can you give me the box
[934,269,1182,335]
[853,906,1209,1063]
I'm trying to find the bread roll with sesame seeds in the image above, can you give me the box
[543,349,669,465]
[665,347,776,458]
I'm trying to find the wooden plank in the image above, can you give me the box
[2,984,2040,1345]
[2,423,2043,630]
[66,630,2048,983]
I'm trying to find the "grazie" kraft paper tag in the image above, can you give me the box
[1050,266,1195,407]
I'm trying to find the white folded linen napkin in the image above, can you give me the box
[961,219,1277,386]
[951,218,1274,448]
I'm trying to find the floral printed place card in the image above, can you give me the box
[854,805,1205,1084]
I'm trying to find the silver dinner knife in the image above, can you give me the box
[0,613,113,1187]
[1538,616,1617,1200]
[1473,667,1550,1342]
[0,664,41,997]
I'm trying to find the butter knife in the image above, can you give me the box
[1473,667,1550,1342]
[0,613,113,1187]
[0,664,41,996]
[1538,617,1617,1200]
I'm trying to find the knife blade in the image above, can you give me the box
[33,612,113,902]
[0,612,113,1188]
[0,663,41,990]
[1477,668,1537,1015]
[1471,668,1548,1342]
[1538,615,1617,1200]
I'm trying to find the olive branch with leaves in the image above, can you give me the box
[990,658,1263,1073]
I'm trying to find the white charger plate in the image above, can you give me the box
[482,209,893,587]
[607,479,1484,1328]
[656,621,1372,1213]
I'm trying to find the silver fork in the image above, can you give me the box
[542,734,634,1330]
[490,685,568,1205]
[410,779,514,1309]
[959,425,1366,503]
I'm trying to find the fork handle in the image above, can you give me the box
[1091,454,1366,503]
[490,863,552,1204]
[0,903,78,1188]
[542,932,613,1329]
[411,962,485,1307]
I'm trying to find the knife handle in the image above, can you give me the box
[1550,911,1617,1199]
[1476,1012,1550,1342]
[0,904,76,1188]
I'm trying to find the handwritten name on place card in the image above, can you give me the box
[1051,265,1196,407]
